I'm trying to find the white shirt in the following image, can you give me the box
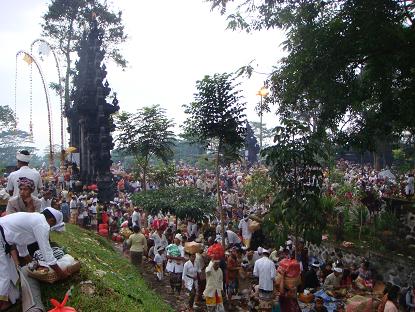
[154,253,163,265]
[253,256,276,291]
[40,198,52,211]
[182,260,201,291]
[132,211,140,227]
[6,166,43,196]
[203,261,223,298]
[90,204,97,214]
[226,230,241,245]
[238,218,252,239]
[0,212,57,266]
[151,232,168,250]
[69,199,77,209]
[166,244,185,273]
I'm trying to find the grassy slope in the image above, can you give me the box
[23,224,173,312]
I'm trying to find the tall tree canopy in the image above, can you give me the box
[41,0,127,109]
[183,73,246,245]
[115,105,175,191]
[209,0,415,151]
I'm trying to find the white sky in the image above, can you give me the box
[0,0,286,155]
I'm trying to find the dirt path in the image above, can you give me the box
[112,242,205,312]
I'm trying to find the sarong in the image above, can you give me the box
[169,272,182,291]
[0,233,19,304]
[258,289,274,311]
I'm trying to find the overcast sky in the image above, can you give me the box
[0,0,286,154]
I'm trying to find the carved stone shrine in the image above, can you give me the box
[65,20,119,202]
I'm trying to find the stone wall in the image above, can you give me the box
[307,242,415,288]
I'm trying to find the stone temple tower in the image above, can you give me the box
[66,19,119,202]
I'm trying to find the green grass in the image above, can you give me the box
[17,224,173,312]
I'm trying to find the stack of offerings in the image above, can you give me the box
[166,244,181,257]
[119,227,133,239]
[248,220,261,233]
[111,233,123,242]
[184,242,202,254]
[98,223,108,237]
[152,219,168,231]
[275,258,301,289]
[207,243,225,260]
[27,248,80,284]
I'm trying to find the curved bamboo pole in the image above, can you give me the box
[16,50,54,172]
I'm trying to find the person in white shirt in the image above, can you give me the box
[238,215,252,248]
[204,260,224,312]
[182,253,201,311]
[0,208,68,311]
[40,191,52,212]
[69,196,78,224]
[6,151,42,197]
[154,247,164,281]
[166,234,185,295]
[253,249,277,310]
[225,229,242,248]
[131,207,141,228]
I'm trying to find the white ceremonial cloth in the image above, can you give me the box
[182,260,201,291]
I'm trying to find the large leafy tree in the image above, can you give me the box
[41,0,127,110]
[209,0,415,156]
[132,187,215,222]
[262,119,329,248]
[183,73,246,245]
[115,105,175,191]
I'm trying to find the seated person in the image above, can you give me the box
[323,266,343,290]
[355,260,373,289]
[304,261,321,289]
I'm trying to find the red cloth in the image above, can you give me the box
[101,212,109,225]
[152,219,168,231]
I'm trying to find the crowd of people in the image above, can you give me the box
[0,150,414,312]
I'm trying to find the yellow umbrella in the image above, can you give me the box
[66,146,77,153]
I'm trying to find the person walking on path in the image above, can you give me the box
[204,260,225,312]
[127,226,147,267]
[182,253,201,311]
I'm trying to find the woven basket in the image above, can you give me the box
[27,261,80,284]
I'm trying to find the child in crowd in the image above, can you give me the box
[154,246,164,281]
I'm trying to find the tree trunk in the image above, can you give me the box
[142,156,148,192]
[64,18,74,112]
[216,146,225,248]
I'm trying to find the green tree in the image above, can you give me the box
[262,119,329,248]
[249,121,274,148]
[132,187,215,222]
[148,162,176,188]
[41,0,127,111]
[209,0,415,154]
[115,105,175,191]
[243,168,274,207]
[183,73,246,245]
[0,105,35,167]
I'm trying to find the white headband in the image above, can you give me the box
[16,152,31,163]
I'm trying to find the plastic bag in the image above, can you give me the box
[48,287,77,312]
